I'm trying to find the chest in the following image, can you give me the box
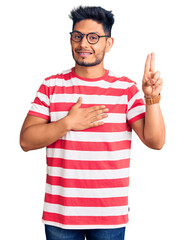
[49,81,128,123]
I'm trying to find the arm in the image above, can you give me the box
[131,53,165,150]
[131,104,165,149]
[20,97,109,152]
[20,115,69,152]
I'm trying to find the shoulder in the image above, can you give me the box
[43,69,73,86]
[107,70,137,88]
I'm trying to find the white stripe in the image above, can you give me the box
[30,104,49,116]
[62,69,71,75]
[44,202,128,216]
[37,92,50,106]
[47,167,129,179]
[42,220,127,229]
[51,93,127,105]
[45,184,129,198]
[108,71,123,78]
[127,105,145,121]
[128,91,143,110]
[47,148,130,161]
[50,111,126,123]
[63,131,132,142]
[44,75,133,90]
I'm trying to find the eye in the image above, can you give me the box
[88,34,99,43]
[89,34,98,40]
[71,32,82,42]
[74,34,81,39]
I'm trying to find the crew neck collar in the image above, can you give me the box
[71,67,109,81]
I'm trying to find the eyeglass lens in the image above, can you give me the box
[71,32,99,44]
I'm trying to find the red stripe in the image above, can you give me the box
[128,84,139,101]
[80,123,132,132]
[33,97,49,108]
[28,111,50,120]
[43,211,129,225]
[38,84,49,96]
[50,102,128,114]
[46,175,129,188]
[129,99,145,111]
[47,122,131,132]
[45,68,133,85]
[44,193,128,207]
[128,112,145,125]
[48,85,128,96]
[47,158,130,170]
[45,74,64,81]
[48,140,131,151]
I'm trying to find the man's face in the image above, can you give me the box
[70,19,113,67]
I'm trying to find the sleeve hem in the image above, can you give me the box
[128,112,145,126]
[28,111,50,120]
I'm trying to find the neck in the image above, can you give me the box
[74,63,106,79]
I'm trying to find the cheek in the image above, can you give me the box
[93,44,106,55]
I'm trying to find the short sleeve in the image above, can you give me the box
[28,79,50,120]
[127,83,145,125]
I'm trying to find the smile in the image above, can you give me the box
[77,52,92,57]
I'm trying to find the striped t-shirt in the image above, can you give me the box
[28,67,145,229]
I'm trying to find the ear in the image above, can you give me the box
[105,37,114,53]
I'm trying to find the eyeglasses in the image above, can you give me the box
[70,31,110,45]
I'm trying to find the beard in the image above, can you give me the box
[72,49,105,67]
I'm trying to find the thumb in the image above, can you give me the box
[73,97,83,109]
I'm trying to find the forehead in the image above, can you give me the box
[73,19,105,34]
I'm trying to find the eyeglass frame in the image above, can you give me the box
[70,30,110,45]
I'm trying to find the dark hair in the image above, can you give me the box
[69,6,115,36]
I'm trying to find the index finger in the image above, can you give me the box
[88,105,106,112]
[150,52,155,73]
[144,54,151,75]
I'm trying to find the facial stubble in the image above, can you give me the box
[72,48,106,67]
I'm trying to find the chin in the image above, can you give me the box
[76,60,100,67]
[75,56,103,67]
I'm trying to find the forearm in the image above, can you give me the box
[144,103,165,149]
[20,117,70,151]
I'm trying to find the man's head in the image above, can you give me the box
[69,6,115,68]
[69,6,115,37]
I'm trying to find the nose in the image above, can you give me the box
[79,35,89,48]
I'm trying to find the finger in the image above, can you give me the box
[72,97,83,109]
[152,78,163,89]
[95,108,109,115]
[153,71,161,81]
[150,71,160,84]
[91,113,108,123]
[88,108,109,121]
[150,52,155,73]
[155,78,163,87]
[144,54,151,76]
[88,105,107,113]
[89,121,105,128]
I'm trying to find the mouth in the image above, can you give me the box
[76,51,93,58]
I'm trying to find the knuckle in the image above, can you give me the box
[93,106,99,110]
[97,110,102,115]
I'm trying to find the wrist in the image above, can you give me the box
[62,115,73,132]
[144,93,161,105]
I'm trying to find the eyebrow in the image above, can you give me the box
[74,30,101,35]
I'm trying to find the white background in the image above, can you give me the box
[0,0,185,239]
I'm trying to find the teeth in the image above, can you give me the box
[79,52,91,55]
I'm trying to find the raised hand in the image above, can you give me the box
[66,97,109,131]
[142,53,163,98]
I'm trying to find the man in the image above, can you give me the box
[20,6,165,240]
